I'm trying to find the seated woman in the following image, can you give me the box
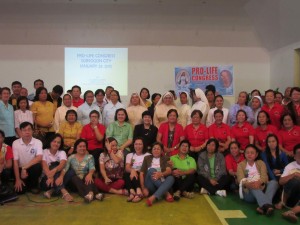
[126,92,147,128]
[140,142,175,206]
[170,140,196,200]
[255,110,278,152]
[40,133,73,202]
[95,137,127,196]
[157,109,185,156]
[14,96,33,138]
[261,134,288,181]
[61,139,103,203]
[0,129,13,185]
[125,137,151,202]
[106,108,133,156]
[197,138,230,197]
[184,110,208,161]
[54,93,77,132]
[133,111,158,152]
[208,109,231,154]
[231,109,255,152]
[58,110,82,155]
[237,144,278,215]
[225,141,245,190]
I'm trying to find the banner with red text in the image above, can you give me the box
[175,65,234,96]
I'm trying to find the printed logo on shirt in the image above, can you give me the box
[293,130,299,136]
[242,128,248,133]
[274,111,280,116]
[223,131,227,135]
[30,148,36,155]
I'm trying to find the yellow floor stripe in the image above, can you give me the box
[204,195,247,225]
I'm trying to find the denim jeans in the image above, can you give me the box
[145,168,174,200]
[243,180,278,207]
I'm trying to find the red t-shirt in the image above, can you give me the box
[1,144,13,160]
[184,123,208,147]
[208,123,231,144]
[231,122,255,150]
[255,124,278,149]
[80,123,106,150]
[278,126,300,152]
[158,122,184,156]
[225,154,245,173]
[261,103,284,129]
[72,98,84,108]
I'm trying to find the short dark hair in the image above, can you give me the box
[140,88,150,99]
[111,90,122,103]
[104,137,118,154]
[251,89,261,96]
[214,95,223,102]
[65,109,78,121]
[229,141,241,150]
[191,109,203,119]
[179,140,191,149]
[265,89,275,97]
[105,86,114,91]
[151,93,161,102]
[167,109,178,118]
[214,109,224,117]
[52,85,63,95]
[34,79,44,87]
[95,89,105,97]
[205,84,216,94]
[290,87,300,97]
[0,87,11,95]
[71,85,81,92]
[11,81,22,87]
[151,142,164,151]
[142,110,152,118]
[293,143,300,155]
[20,121,34,130]
[44,133,64,150]
[17,96,29,110]
[83,90,94,102]
[89,110,100,118]
[205,138,219,153]
[74,138,88,152]
[114,108,129,122]
[245,144,260,158]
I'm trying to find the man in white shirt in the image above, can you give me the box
[13,122,43,194]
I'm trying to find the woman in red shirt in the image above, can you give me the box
[231,109,255,152]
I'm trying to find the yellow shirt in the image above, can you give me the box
[59,121,82,147]
[31,101,55,132]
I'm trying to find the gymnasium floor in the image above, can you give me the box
[1,192,292,225]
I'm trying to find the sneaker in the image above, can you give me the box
[84,192,94,203]
[95,193,104,201]
[200,188,209,195]
[173,191,181,201]
[215,190,227,197]
[182,191,194,199]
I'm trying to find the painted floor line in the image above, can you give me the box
[204,195,247,225]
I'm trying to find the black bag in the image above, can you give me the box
[0,184,18,205]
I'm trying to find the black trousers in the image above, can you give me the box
[71,175,99,197]
[17,163,42,194]
[173,174,195,192]
[124,172,141,191]
[197,174,230,195]
[88,148,103,174]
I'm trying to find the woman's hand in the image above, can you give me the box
[48,168,57,178]
[172,169,182,178]
[104,177,112,184]
[210,179,218,186]
[142,187,149,197]
[46,177,54,187]
[152,171,163,180]
[55,176,63,186]
[85,173,94,185]
[130,169,138,180]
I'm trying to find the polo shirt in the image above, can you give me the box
[170,154,196,171]
[0,100,15,137]
[12,137,43,167]
[158,122,184,152]
[81,123,106,150]
[42,149,67,165]
[261,103,284,129]
[278,126,300,152]
[208,123,231,143]
[255,124,278,149]
[184,123,208,147]
[225,154,245,173]
[106,121,133,148]
[231,122,255,150]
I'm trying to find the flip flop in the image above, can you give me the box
[132,194,143,203]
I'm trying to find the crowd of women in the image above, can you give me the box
[1,79,300,223]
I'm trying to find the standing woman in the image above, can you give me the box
[206,95,229,127]
[231,109,255,152]
[153,92,177,128]
[95,137,127,196]
[278,113,300,160]
[103,90,125,127]
[124,138,151,202]
[255,111,278,152]
[229,91,254,127]
[208,109,231,154]
[94,89,107,113]
[140,87,152,108]
[61,139,103,203]
[126,92,147,128]
[14,96,33,138]
[0,87,16,146]
[54,93,77,132]
[58,110,82,155]
[184,110,208,161]
[77,90,102,126]
[156,109,185,156]
[190,88,210,125]
[148,93,161,119]
[261,89,284,130]
[205,89,216,109]
[237,144,278,215]
[197,138,229,197]
[41,134,73,202]
[286,87,300,126]
[140,142,175,206]
[31,87,55,144]
[177,92,191,128]
[250,96,263,128]
[106,108,133,154]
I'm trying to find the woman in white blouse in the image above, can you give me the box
[14,96,33,137]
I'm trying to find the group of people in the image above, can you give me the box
[1,79,300,223]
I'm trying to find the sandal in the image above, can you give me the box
[127,193,135,202]
[282,211,298,223]
[62,192,74,202]
[122,189,129,196]
[165,195,174,203]
[132,194,143,203]
[256,207,264,215]
[182,191,194,199]
[43,190,52,199]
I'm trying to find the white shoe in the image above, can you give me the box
[200,188,209,195]
[95,193,104,201]
[84,192,94,203]
[216,190,227,197]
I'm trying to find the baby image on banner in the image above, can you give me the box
[175,66,234,96]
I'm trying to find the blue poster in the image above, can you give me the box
[175,65,234,96]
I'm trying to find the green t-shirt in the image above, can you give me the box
[208,155,216,179]
[170,154,197,171]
